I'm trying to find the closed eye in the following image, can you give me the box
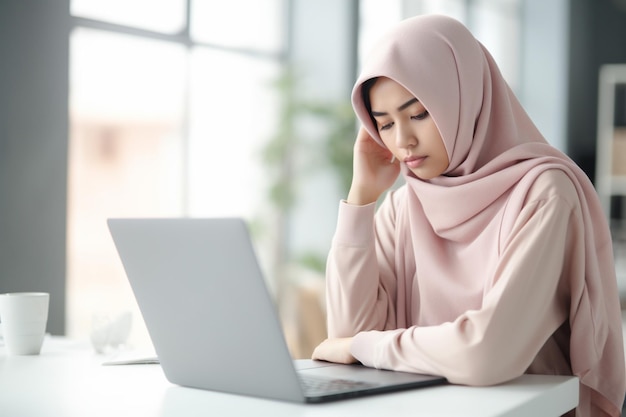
[379,122,393,131]
[411,111,429,121]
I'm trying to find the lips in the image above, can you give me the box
[404,155,427,169]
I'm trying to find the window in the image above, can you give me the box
[191,0,284,54]
[67,0,285,349]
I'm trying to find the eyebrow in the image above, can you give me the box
[371,98,419,117]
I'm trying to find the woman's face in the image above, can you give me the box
[369,77,449,180]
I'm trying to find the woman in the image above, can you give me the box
[312,14,625,416]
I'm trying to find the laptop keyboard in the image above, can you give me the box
[300,375,378,396]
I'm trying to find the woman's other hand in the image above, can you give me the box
[347,127,401,205]
[311,337,358,364]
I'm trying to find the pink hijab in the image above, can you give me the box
[352,14,625,414]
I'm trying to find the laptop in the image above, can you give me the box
[107,217,446,403]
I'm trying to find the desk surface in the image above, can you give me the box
[0,337,578,417]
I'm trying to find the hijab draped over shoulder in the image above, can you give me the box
[351,14,625,415]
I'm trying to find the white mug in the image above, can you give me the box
[0,292,49,355]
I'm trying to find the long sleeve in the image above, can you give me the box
[325,190,403,338]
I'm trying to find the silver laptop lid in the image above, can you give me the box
[107,217,305,402]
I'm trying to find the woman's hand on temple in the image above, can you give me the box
[311,337,358,364]
[347,127,401,206]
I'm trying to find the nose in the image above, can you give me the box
[395,121,417,150]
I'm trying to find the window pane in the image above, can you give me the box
[470,2,520,90]
[191,0,285,53]
[71,0,186,34]
[358,0,403,64]
[67,28,187,348]
[187,47,280,220]
[419,0,466,22]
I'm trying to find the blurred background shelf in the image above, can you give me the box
[596,64,626,219]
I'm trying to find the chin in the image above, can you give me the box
[410,169,435,180]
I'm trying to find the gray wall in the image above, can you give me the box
[0,0,70,335]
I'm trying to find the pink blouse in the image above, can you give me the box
[326,169,624,416]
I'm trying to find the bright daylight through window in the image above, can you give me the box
[67,0,284,349]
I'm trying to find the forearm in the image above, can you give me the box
[325,200,397,337]
[351,290,566,385]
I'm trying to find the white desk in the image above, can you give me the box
[0,337,579,417]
